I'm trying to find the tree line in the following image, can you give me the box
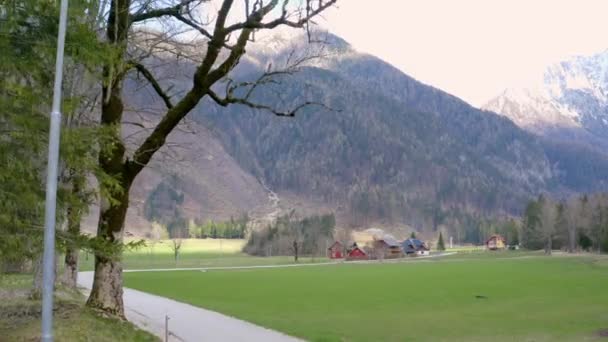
[522,193,608,254]
[190,215,248,240]
[244,212,335,260]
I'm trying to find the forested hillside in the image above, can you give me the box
[122,32,608,240]
[194,33,608,235]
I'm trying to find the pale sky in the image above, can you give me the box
[321,0,608,106]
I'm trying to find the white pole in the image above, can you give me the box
[41,0,69,340]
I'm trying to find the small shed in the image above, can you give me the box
[327,241,344,259]
[486,235,506,250]
[402,238,430,256]
[346,243,368,260]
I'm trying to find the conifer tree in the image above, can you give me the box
[437,232,446,251]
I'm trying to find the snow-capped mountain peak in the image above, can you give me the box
[484,49,608,150]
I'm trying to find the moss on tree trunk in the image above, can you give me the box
[86,188,130,318]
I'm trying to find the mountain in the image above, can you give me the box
[191,32,596,232]
[81,77,276,236]
[100,31,608,240]
[485,50,608,151]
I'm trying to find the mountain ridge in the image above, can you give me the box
[97,31,608,241]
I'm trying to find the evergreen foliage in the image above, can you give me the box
[0,1,125,273]
[437,232,446,251]
[244,212,336,257]
[191,215,249,240]
[144,176,185,224]
[521,193,608,252]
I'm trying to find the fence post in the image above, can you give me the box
[165,315,170,342]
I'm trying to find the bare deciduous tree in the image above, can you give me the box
[87,0,338,316]
[170,237,183,263]
[589,194,608,253]
[292,239,299,262]
[562,198,580,253]
[539,196,557,255]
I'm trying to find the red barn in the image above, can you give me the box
[327,241,344,259]
[346,246,368,260]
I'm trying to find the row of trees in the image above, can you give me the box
[146,214,250,240]
[522,194,608,254]
[244,211,335,260]
[191,215,249,239]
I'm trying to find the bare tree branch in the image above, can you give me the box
[131,61,174,109]
[130,0,237,49]
[127,0,338,182]
[226,0,337,33]
[130,0,205,23]
[128,0,250,174]
[207,88,330,117]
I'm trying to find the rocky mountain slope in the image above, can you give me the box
[485,50,608,151]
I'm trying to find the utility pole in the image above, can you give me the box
[41,0,69,340]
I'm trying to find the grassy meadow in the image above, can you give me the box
[124,252,608,342]
[79,238,329,271]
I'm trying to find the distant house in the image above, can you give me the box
[346,243,368,260]
[327,241,344,259]
[375,237,404,259]
[402,238,430,256]
[486,235,506,250]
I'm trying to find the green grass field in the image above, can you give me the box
[79,239,329,271]
[124,252,608,341]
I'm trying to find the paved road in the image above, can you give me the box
[78,272,304,342]
[121,252,456,273]
[78,253,455,341]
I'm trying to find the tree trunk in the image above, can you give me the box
[63,247,79,289]
[87,5,131,313]
[30,256,43,299]
[87,255,124,317]
[568,227,576,253]
[544,236,552,255]
[86,187,130,317]
[63,178,83,288]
